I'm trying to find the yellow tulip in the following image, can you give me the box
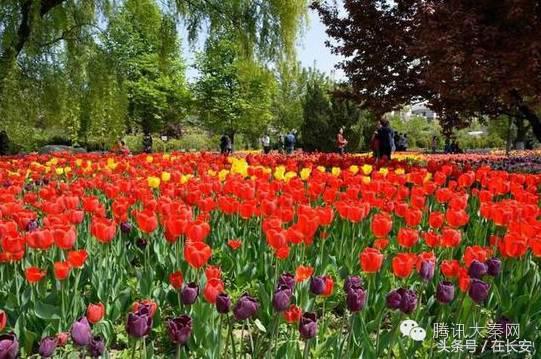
[161,171,171,182]
[300,168,311,181]
[361,164,373,175]
[331,167,341,177]
[349,165,359,174]
[147,176,161,188]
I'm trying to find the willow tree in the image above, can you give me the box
[0,0,308,149]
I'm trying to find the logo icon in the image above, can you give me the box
[400,320,427,341]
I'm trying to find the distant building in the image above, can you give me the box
[386,103,438,121]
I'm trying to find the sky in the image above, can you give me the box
[297,7,345,80]
[181,5,345,81]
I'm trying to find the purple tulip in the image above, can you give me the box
[309,276,325,295]
[88,336,105,358]
[216,293,231,314]
[26,219,38,232]
[468,260,488,279]
[126,307,153,338]
[272,285,292,312]
[386,288,417,314]
[181,282,199,305]
[419,260,435,281]
[120,221,132,234]
[278,272,295,290]
[399,289,417,314]
[167,315,192,345]
[496,316,512,338]
[38,336,57,358]
[436,281,455,304]
[386,289,402,310]
[0,333,19,359]
[70,317,92,346]
[233,294,259,321]
[486,257,501,277]
[136,238,148,249]
[299,312,317,340]
[344,275,363,292]
[346,286,367,312]
[469,279,490,304]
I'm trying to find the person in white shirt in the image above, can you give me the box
[261,134,271,154]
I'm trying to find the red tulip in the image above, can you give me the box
[227,239,242,250]
[295,265,314,282]
[322,276,334,297]
[283,304,302,324]
[86,303,105,324]
[132,299,157,317]
[67,250,88,268]
[360,247,384,273]
[203,278,224,304]
[391,253,416,278]
[25,266,47,284]
[184,241,212,268]
[205,265,221,280]
[53,226,77,250]
[135,210,158,234]
[371,213,392,238]
[169,272,184,290]
[90,217,117,243]
[54,261,71,281]
[0,309,6,331]
[397,228,419,248]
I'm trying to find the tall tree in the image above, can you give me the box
[312,0,541,140]
[104,0,189,135]
[193,33,276,146]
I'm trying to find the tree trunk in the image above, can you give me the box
[0,0,66,93]
[517,104,541,143]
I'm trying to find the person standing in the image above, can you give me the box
[377,119,394,160]
[0,130,9,156]
[261,133,271,154]
[336,127,348,155]
[431,136,438,153]
[220,134,232,155]
[284,130,296,155]
[143,133,153,153]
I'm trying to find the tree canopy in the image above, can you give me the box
[312,0,541,140]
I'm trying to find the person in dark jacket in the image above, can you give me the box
[143,133,153,153]
[0,131,9,156]
[377,119,394,160]
[220,134,232,155]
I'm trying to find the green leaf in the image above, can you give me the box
[35,301,61,320]
[254,319,266,333]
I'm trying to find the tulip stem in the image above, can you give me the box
[302,339,311,359]
[176,344,181,359]
[227,316,237,359]
[130,339,137,359]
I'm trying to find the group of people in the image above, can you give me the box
[220,130,298,155]
[370,119,397,160]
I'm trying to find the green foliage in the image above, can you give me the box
[389,116,442,149]
[104,0,189,134]
[301,79,368,152]
[193,33,276,146]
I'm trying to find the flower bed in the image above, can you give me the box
[0,152,540,358]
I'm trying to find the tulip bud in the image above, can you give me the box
[436,281,455,304]
[468,260,488,279]
[0,333,19,359]
[86,303,105,324]
[38,336,57,358]
[468,279,490,304]
[346,286,367,312]
[343,275,363,293]
[419,260,435,281]
[309,276,325,295]
[181,282,199,305]
[126,307,153,338]
[88,336,105,358]
[167,315,192,345]
[120,222,132,234]
[298,312,317,340]
[233,294,259,321]
[278,272,295,290]
[486,257,501,277]
[26,219,38,232]
[56,332,69,347]
[0,310,6,332]
[272,285,292,312]
[216,293,231,314]
[136,238,148,249]
[70,317,92,346]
